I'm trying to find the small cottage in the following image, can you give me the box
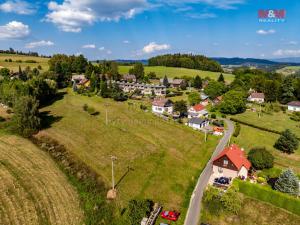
[287,101,300,112]
[248,92,265,103]
[187,117,209,130]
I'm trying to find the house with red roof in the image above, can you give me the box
[212,144,251,180]
[188,104,208,118]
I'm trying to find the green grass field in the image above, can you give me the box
[39,89,219,224]
[0,54,49,72]
[277,66,300,75]
[119,65,234,82]
[201,195,300,225]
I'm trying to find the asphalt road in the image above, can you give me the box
[184,119,234,225]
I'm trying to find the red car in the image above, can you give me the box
[161,210,180,221]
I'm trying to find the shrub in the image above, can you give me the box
[257,177,266,184]
[83,104,88,111]
[211,113,216,119]
[233,122,241,137]
[140,104,147,111]
[257,167,282,179]
[274,129,299,154]
[127,199,152,225]
[248,147,274,170]
[25,60,37,63]
[274,169,299,196]
[0,116,5,122]
[290,112,300,122]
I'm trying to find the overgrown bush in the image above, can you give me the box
[257,177,266,184]
[233,123,241,137]
[211,113,216,119]
[127,199,152,225]
[248,147,274,170]
[83,104,98,116]
[274,129,299,154]
[290,112,300,122]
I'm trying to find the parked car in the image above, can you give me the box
[214,177,230,185]
[161,210,180,221]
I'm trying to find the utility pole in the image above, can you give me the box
[111,156,117,190]
[105,103,109,125]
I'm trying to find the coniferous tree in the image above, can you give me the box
[280,76,295,104]
[163,75,169,87]
[193,75,202,89]
[274,169,299,196]
[218,73,225,83]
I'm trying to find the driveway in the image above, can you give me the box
[184,119,234,225]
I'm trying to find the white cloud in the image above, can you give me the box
[256,29,276,35]
[123,40,130,44]
[99,47,105,51]
[142,42,171,54]
[106,50,112,54]
[82,44,96,49]
[273,49,300,57]
[0,21,30,39]
[25,40,54,48]
[0,0,35,15]
[185,12,217,19]
[288,41,298,45]
[45,0,148,32]
[161,0,245,10]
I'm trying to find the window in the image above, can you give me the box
[223,159,228,166]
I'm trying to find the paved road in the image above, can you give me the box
[184,119,234,225]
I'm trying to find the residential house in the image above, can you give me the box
[72,74,86,83]
[77,78,90,89]
[171,79,186,88]
[287,101,300,112]
[123,74,136,83]
[115,81,166,96]
[187,117,209,130]
[213,127,224,136]
[213,96,223,105]
[188,104,208,118]
[212,144,251,180]
[248,92,265,103]
[152,98,173,115]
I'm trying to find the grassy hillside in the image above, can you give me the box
[201,196,300,225]
[0,133,83,225]
[0,54,49,72]
[119,65,234,82]
[277,66,300,75]
[39,89,219,224]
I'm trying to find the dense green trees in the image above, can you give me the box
[0,68,10,79]
[148,54,223,72]
[188,92,201,105]
[173,100,187,115]
[274,169,299,196]
[11,96,40,137]
[129,63,144,81]
[219,90,246,114]
[274,129,299,154]
[248,147,274,170]
[280,76,295,104]
[204,80,227,99]
[193,75,202,89]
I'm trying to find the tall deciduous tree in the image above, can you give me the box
[129,63,144,81]
[274,129,299,154]
[188,92,201,106]
[280,76,295,104]
[11,96,40,137]
[193,75,202,89]
[204,80,227,99]
[220,90,246,114]
[174,100,187,116]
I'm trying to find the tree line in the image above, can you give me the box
[148,53,223,72]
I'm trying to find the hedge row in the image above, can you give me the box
[234,179,300,216]
[233,122,241,137]
[230,118,281,135]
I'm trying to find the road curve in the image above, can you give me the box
[184,119,234,225]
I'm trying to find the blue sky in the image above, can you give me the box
[0,0,300,60]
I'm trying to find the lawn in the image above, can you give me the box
[0,132,83,225]
[231,108,300,135]
[119,65,234,83]
[201,195,300,225]
[0,54,49,72]
[232,125,300,174]
[39,89,219,224]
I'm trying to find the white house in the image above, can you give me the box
[187,117,209,130]
[188,104,208,118]
[152,98,173,115]
[212,144,251,180]
[287,101,300,112]
[248,92,265,103]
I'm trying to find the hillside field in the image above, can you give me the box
[0,133,83,225]
[0,54,49,72]
[119,65,234,82]
[39,89,219,224]
[277,66,300,75]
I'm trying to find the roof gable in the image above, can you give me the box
[213,144,251,170]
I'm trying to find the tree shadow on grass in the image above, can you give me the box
[40,91,67,108]
[115,166,134,189]
[40,111,63,129]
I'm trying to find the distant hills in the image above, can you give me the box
[271,57,300,64]
[211,57,300,66]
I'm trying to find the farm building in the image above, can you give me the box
[212,144,251,180]
[287,101,300,112]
